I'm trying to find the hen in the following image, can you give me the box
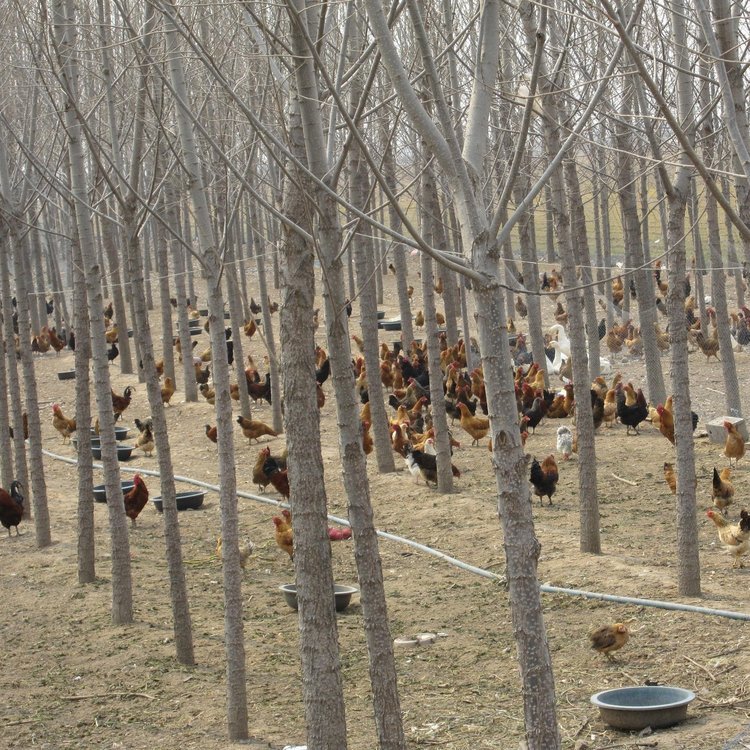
[706,509,750,568]
[529,455,559,505]
[123,475,149,526]
[0,481,24,536]
[237,415,278,444]
[556,426,573,461]
[457,402,489,445]
[724,421,746,466]
[273,513,294,559]
[589,623,630,660]
[52,404,77,443]
[712,467,734,515]
[161,377,175,405]
[205,424,218,444]
[135,425,155,457]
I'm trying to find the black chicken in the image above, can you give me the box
[615,383,648,434]
[315,357,331,385]
[529,457,558,505]
[107,342,119,363]
[0,481,24,536]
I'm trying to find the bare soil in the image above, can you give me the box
[2,269,750,750]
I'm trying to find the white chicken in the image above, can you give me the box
[556,425,574,461]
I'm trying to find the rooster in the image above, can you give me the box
[262,456,290,497]
[0,481,24,536]
[529,455,559,505]
[707,509,750,568]
[123,475,149,526]
[712,467,734,515]
[111,386,134,417]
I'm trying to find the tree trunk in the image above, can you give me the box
[52,0,133,620]
[163,0,246,732]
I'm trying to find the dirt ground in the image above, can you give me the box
[2,265,750,750]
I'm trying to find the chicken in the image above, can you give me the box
[655,404,675,445]
[352,334,365,353]
[48,327,65,354]
[205,424,218,444]
[135,425,155,457]
[216,536,255,569]
[105,324,119,344]
[556,426,573,461]
[515,295,528,319]
[262,456,290,497]
[273,514,294,560]
[199,383,215,405]
[414,310,424,328]
[243,319,257,338]
[123,475,149,526]
[724,421,746,466]
[8,412,28,441]
[602,389,617,428]
[134,417,152,434]
[706,509,750,567]
[107,342,119,363]
[457,402,489,445]
[161,377,176,405]
[0,481,24,536]
[712,467,734,515]
[246,372,272,405]
[529,454,559,505]
[52,403,77,442]
[361,421,374,455]
[663,462,677,494]
[236,415,278,444]
[589,623,630,660]
[405,446,437,486]
[615,383,648,435]
[111,386,134,417]
[195,363,211,384]
[694,329,720,362]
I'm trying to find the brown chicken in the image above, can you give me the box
[663,462,677,494]
[237,415,278,444]
[200,383,215,405]
[361,421,374,455]
[263,454,290,497]
[243,319,257,338]
[105,324,119,344]
[457,402,489,446]
[123,474,149,526]
[694,329,720,362]
[52,403,77,442]
[414,310,424,328]
[111,386,134,417]
[589,623,630,660]
[656,404,675,445]
[205,424,218,444]
[48,327,65,354]
[724,421,746,466]
[707,509,750,567]
[273,514,294,560]
[161,377,175,405]
[712,467,734,515]
[135,425,155,457]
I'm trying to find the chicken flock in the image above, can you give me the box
[10,256,750,670]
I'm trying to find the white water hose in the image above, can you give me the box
[42,448,750,622]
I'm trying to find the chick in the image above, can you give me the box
[589,623,630,661]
